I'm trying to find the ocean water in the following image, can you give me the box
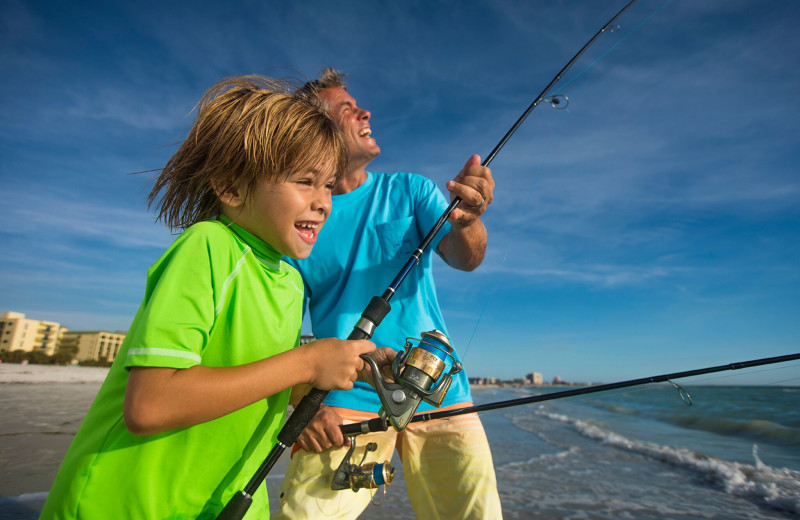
[2,378,798,519]
[346,385,800,519]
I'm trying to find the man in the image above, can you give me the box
[276,68,502,519]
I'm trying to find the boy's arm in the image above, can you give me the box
[124,338,374,436]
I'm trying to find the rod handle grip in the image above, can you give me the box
[215,491,252,520]
[278,388,328,446]
[339,417,390,436]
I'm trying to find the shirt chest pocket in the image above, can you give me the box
[376,216,417,262]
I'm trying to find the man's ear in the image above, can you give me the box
[215,182,245,208]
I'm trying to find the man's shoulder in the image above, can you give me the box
[371,171,436,190]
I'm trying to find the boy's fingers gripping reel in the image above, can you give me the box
[364,329,462,431]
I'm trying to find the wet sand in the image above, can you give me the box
[0,364,406,519]
[0,365,110,496]
[0,364,296,518]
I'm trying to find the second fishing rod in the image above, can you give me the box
[216,1,641,518]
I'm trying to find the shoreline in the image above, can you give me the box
[0,363,110,384]
[0,364,588,389]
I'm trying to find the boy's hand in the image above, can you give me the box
[303,338,375,390]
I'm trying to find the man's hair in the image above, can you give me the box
[296,67,348,102]
[148,75,347,231]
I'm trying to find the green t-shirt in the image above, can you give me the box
[41,218,304,520]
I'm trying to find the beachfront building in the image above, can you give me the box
[61,331,127,362]
[469,377,501,386]
[0,312,67,356]
[526,372,544,385]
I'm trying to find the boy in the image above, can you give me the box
[40,75,378,519]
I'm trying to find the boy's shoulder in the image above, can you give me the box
[169,220,230,247]
[157,220,237,264]
[181,219,228,238]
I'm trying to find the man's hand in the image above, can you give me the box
[445,154,494,225]
[296,405,347,452]
[295,347,394,452]
[437,154,492,271]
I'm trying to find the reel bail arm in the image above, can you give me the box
[364,329,462,431]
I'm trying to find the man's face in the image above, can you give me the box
[319,87,380,168]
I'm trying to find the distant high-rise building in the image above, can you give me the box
[526,372,543,385]
[0,311,66,356]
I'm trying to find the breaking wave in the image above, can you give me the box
[536,409,800,516]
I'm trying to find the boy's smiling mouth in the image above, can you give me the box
[295,221,321,243]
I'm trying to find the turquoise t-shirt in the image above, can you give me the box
[41,218,304,520]
[287,171,473,413]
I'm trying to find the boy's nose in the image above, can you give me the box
[312,190,332,216]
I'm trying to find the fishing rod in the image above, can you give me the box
[340,352,800,436]
[217,1,641,517]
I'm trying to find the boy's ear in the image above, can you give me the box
[215,182,245,208]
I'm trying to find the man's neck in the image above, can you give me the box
[334,167,368,195]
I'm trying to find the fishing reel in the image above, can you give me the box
[363,329,462,431]
[331,438,394,498]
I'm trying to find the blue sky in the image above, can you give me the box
[1,0,798,385]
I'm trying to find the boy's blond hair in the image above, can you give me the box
[148,75,347,231]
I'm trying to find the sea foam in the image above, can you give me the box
[537,409,800,516]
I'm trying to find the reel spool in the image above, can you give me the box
[348,461,394,490]
[331,440,395,493]
[364,329,462,431]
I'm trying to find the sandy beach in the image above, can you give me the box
[0,363,111,384]
[6,364,796,519]
[0,364,419,519]
[0,364,388,518]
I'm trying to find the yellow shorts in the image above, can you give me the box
[274,404,502,520]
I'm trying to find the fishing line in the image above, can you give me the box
[551,361,800,413]
[339,352,800,436]
[460,1,658,360]
[460,108,567,360]
[765,375,800,386]
[217,2,664,517]
[662,362,800,386]
[554,0,672,95]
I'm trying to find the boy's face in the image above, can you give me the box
[227,166,336,259]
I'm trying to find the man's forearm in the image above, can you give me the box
[437,218,487,271]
